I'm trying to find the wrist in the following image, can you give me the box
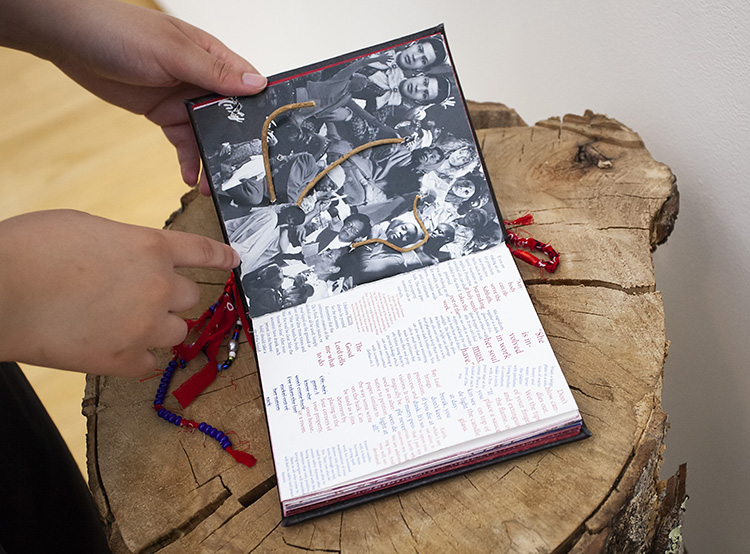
[0,0,116,65]
[1,0,78,59]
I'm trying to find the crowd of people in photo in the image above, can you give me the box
[199,35,504,317]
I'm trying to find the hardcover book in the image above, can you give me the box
[186,25,589,525]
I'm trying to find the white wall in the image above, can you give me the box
[158,1,750,550]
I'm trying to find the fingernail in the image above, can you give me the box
[242,72,267,90]
[231,248,241,268]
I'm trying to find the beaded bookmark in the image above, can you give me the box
[152,275,256,468]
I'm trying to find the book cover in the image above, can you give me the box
[187,25,589,524]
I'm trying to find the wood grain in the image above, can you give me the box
[85,105,682,553]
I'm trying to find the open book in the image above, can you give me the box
[187,25,589,525]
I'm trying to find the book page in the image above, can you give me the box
[253,244,579,503]
[187,29,507,320]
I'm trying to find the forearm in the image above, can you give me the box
[0,218,29,363]
[0,0,106,61]
[278,228,291,252]
[329,57,373,81]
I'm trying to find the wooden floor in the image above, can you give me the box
[0,0,187,476]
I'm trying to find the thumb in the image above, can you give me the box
[170,19,267,96]
[162,229,240,269]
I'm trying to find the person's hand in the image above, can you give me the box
[0,0,267,194]
[315,198,334,212]
[408,107,428,122]
[368,53,394,66]
[288,225,308,247]
[0,210,240,377]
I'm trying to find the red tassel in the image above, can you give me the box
[510,249,545,268]
[172,312,235,406]
[173,299,230,362]
[171,279,240,406]
[226,447,257,467]
[505,213,535,227]
[173,362,219,408]
[184,308,213,336]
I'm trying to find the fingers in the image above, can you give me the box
[161,229,239,270]
[146,84,206,126]
[119,349,160,379]
[114,316,184,378]
[56,57,173,116]
[150,313,190,349]
[197,171,211,196]
[167,273,201,315]
[169,18,267,97]
[161,122,202,186]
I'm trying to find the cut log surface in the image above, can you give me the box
[84,104,683,554]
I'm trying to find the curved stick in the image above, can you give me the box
[351,194,430,253]
[295,137,405,206]
[261,101,316,203]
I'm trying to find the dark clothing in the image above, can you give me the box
[311,228,339,252]
[0,362,112,554]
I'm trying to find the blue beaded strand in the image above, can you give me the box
[153,314,244,456]
[153,359,180,408]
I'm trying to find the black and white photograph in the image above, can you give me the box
[189,29,504,317]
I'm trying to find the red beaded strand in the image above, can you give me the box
[504,214,560,273]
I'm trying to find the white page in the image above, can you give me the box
[253,244,579,503]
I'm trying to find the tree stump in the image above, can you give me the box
[84,104,684,553]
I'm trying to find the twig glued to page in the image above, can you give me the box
[261,101,317,202]
[352,194,430,253]
[295,137,405,206]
